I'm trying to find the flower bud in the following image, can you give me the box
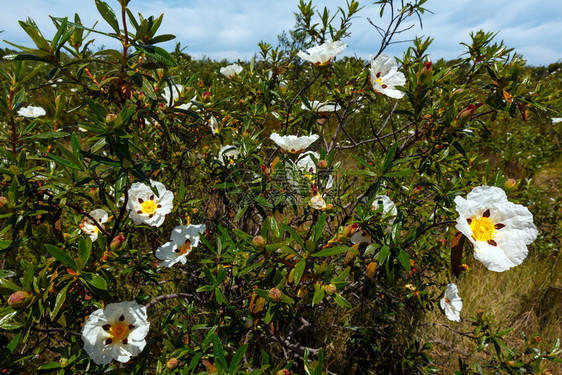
[342,223,360,238]
[504,178,517,189]
[166,358,179,369]
[252,235,266,250]
[324,283,336,295]
[412,185,422,194]
[8,291,33,309]
[419,60,432,84]
[276,370,290,375]
[457,104,476,126]
[105,113,117,124]
[202,92,211,101]
[0,196,9,212]
[192,208,199,215]
[267,287,283,303]
[317,159,328,169]
[110,234,125,251]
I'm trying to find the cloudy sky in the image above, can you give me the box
[1,0,561,66]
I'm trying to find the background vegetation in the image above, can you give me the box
[0,0,560,373]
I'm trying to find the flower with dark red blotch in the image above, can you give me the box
[81,301,149,365]
[369,54,406,99]
[155,224,206,267]
[454,186,538,272]
[440,283,462,322]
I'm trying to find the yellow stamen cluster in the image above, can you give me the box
[108,322,131,342]
[141,200,157,214]
[470,216,496,242]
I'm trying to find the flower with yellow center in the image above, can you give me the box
[369,54,406,99]
[81,301,150,365]
[218,145,240,166]
[155,224,207,267]
[440,283,462,322]
[79,209,109,241]
[297,39,347,65]
[455,186,538,272]
[270,133,319,154]
[126,180,174,227]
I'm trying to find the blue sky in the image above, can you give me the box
[1,0,561,66]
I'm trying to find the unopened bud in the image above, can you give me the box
[457,104,476,126]
[276,369,290,375]
[202,92,211,101]
[419,60,432,83]
[0,196,8,212]
[504,178,517,189]
[8,291,33,309]
[324,283,336,295]
[259,165,270,175]
[166,358,179,369]
[252,235,266,250]
[110,234,125,251]
[412,185,422,194]
[268,287,283,303]
[105,113,117,124]
[192,208,199,215]
[317,159,328,169]
[342,223,360,238]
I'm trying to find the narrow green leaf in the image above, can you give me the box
[95,0,120,34]
[45,244,77,271]
[311,246,349,257]
[80,272,107,290]
[50,283,70,320]
[294,258,306,285]
[397,249,411,272]
[78,237,91,268]
[382,143,398,173]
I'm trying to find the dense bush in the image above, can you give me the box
[0,0,560,373]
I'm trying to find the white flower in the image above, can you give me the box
[350,195,397,244]
[369,54,406,99]
[155,224,207,267]
[551,117,562,124]
[440,283,462,322]
[454,186,538,272]
[208,116,219,134]
[162,84,182,105]
[220,63,243,78]
[126,180,174,227]
[302,101,341,113]
[371,195,397,217]
[286,152,333,190]
[17,105,46,118]
[309,193,327,210]
[270,133,320,154]
[81,301,150,365]
[218,145,240,165]
[79,209,109,241]
[297,39,347,65]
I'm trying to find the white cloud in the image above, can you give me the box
[1,0,561,65]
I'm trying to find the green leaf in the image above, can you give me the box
[333,293,352,308]
[312,283,325,305]
[229,343,248,374]
[80,272,107,290]
[95,0,120,34]
[78,237,91,268]
[397,249,411,272]
[212,334,228,373]
[0,331,21,363]
[22,263,34,292]
[136,45,177,66]
[382,143,398,174]
[45,244,77,271]
[377,245,390,264]
[294,258,306,285]
[311,246,349,257]
[21,131,69,140]
[50,283,70,320]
